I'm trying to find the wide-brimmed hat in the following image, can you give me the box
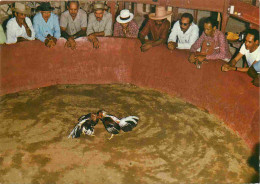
[116,9,134,24]
[93,3,107,11]
[149,6,172,20]
[37,2,54,11]
[13,2,31,15]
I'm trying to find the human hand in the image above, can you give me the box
[45,38,56,48]
[68,37,76,50]
[168,42,177,50]
[221,64,231,72]
[196,55,206,62]
[93,40,99,49]
[88,34,96,42]
[141,43,152,52]
[188,53,197,63]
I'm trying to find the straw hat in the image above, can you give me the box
[116,9,134,24]
[13,2,31,15]
[149,6,172,20]
[93,3,107,11]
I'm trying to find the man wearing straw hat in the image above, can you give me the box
[113,9,139,38]
[33,2,60,48]
[139,6,172,52]
[87,2,112,49]
[6,2,35,44]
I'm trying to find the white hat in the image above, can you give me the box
[116,9,134,24]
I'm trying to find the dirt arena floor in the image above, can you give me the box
[0,84,257,184]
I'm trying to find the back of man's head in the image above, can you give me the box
[181,13,193,24]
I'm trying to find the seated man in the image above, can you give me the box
[87,3,112,49]
[33,2,60,48]
[60,1,87,50]
[113,9,139,38]
[6,2,35,44]
[222,29,260,87]
[189,17,231,64]
[168,13,199,50]
[139,6,172,52]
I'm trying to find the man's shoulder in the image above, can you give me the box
[191,22,199,29]
[163,19,170,27]
[104,11,112,19]
[61,10,70,17]
[51,13,59,19]
[88,12,95,20]
[7,17,16,27]
[78,9,87,15]
[33,13,42,21]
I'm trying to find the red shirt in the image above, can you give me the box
[140,19,170,42]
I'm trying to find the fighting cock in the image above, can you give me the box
[68,113,99,138]
[97,110,139,140]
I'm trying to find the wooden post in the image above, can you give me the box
[107,1,116,24]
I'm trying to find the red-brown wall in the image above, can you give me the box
[1,38,259,149]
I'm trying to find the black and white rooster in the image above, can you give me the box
[97,110,139,140]
[68,113,99,138]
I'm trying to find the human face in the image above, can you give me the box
[94,10,104,21]
[121,23,128,29]
[204,23,216,37]
[68,2,79,19]
[41,11,51,22]
[245,34,259,52]
[155,19,164,25]
[180,17,191,32]
[15,12,26,23]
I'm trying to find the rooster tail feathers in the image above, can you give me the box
[119,116,139,132]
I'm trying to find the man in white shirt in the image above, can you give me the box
[6,2,35,44]
[222,29,260,87]
[168,13,199,50]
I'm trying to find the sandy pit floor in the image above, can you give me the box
[0,84,256,184]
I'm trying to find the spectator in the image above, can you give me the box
[113,9,139,38]
[189,17,231,63]
[139,6,172,52]
[33,2,60,48]
[222,29,260,87]
[87,3,112,49]
[6,2,35,44]
[168,13,199,50]
[60,1,87,50]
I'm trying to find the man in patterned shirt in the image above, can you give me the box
[113,9,139,38]
[188,17,231,64]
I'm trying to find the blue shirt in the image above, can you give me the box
[33,12,60,42]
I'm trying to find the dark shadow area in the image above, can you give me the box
[247,143,260,183]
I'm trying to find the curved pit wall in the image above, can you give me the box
[0,37,259,149]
